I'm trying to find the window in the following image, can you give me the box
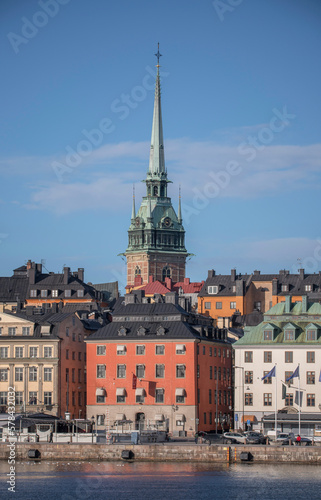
[307,330,317,341]
[176,365,185,378]
[65,289,71,297]
[97,365,106,378]
[155,388,164,403]
[263,371,272,384]
[218,349,221,358]
[66,368,69,382]
[285,393,293,406]
[307,394,315,407]
[22,327,30,336]
[214,348,217,357]
[78,392,82,406]
[15,392,23,405]
[66,328,69,337]
[72,317,76,326]
[209,347,212,357]
[305,285,312,292]
[176,393,185,404]
[209,389,212,404]
[254,301,261,311]
[230,302,236,309]
[176,345,186,354]
[44,392,52,405]
[245,393,253,406]
[162,266,171,280]
[136,391,145,404]
[285,351,293,363]
[15,347,23,358]
[8,327,16,336]
[214,366,217,380]
[307,371,315,384]
[245,371,253,384]
[218,367,221,380]
[218,391,222,404]
[263,330,273,341]
[96,394,105,403]
[197,365,200,378]
[208,286,218,294]
[0,347,8,358]
[117,364,126,378]
[209,412,212,425]
[204,413,207,425]
[30,289,37,297]
[72,352,76,360]
[30,347,38,358]
[281,284,288,292]
[0,392,8,405]
[264,393,272,406]
[284,330,295,341]
[136,365,145,378]
[78,352,82,361]
[216,302,222,309]
[156,345,165,355]
[116,394,126,403]
[264,351,272,363]
[210,366,213,380]
[202,346,206,355]
[0,369,8,381]
[205,302,211,309]
[66,349,69,360]
[44,368,52,382]
[97,415,105,426]
[52,289,58,297]
[72,333,76,341]
[136,345,145,355]
[44,347,52,358]
[29,367,37,382]
[29,392,37,405]
[307,351,315,363]
[156,364,165,378]
[77,289,84,298]
[78,334,81,342]
[97,345,106,356]
[244,351,253,363]
[41,290,48,297]
[78,369,81,383]
[15,367,23,381]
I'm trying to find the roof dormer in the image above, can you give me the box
[305,323,319,342]
[283,322,298,341]
[262,323,277,341]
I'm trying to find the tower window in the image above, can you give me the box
[162,266,171,281]
[160,186,165,197]
[135,266,141,276]
[153,186,158,196]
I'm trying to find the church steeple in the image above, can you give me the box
[148,43,165,177]
[131,185,136,221]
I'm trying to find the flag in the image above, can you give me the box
[286,365,299,382]
[282,383,287,400]
[295,390,303,407]
[148,381,156,397]
[261,365,276,381]
[132,374,137,390]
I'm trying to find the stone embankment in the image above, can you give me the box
[1,443,321,463]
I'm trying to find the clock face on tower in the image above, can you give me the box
[163,217,172,228]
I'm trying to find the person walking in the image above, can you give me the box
[296,434,301,446]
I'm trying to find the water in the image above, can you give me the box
[1,461,321,500]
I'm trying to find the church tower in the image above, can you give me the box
[125,46,188,287]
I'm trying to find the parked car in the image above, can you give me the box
[274,433,295,445]
[244,432,266,445]
[197,431,217,444]
[222,432,247,444]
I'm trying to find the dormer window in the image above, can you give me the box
[232,285,236,293]
[65,289,71,297]
[284,323,297,341]
[281,285,288,292]
[306,324,318,341]
[156,326,165,336]
[52,290,58,297]
[118,326,127,336]
[263,323,276,341]
[77,289,84,298]
[305,285,312,292]
[41,290,48,298]
[137,326,146,336]
[208,285,218,294]
[30,290,37,297]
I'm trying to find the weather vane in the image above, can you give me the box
[155,42,162,66]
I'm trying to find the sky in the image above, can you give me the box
[1,0,321,292]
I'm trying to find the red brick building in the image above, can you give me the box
[86,292,233,436]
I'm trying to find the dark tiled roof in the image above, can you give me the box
[198,274,248,297]
[0,277,29,302]
[112,302,189,316]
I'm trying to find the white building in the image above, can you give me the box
[233,296,321,436]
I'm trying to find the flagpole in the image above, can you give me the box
[298,363,301,436]
[275,364,277,438]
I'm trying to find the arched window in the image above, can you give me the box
[135,266,141,276]
[160,186,165,197]
[162,266,171,281]
[153,186,158,196]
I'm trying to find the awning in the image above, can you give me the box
[175,388,186,396]
[176,344,185,351]
[116,413,126,421]
[135,388,145,396]
[241,415,256,423]
[155,414,164,421]
[175,414,186,422]
[117,345,126,351]
[95,388,106,396]
[116,388,126,396]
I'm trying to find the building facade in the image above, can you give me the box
[124,50,188,288]
[233,296,321,434]
[86,292,233,437]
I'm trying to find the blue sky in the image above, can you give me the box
[1,0,321,292]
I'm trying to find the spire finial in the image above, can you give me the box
[131,184,136,220]
[155,42,162,67]
[178,185,182,223]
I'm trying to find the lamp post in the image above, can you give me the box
[91,415,95,443]
[234,366,244,432]
[172,404,178,436]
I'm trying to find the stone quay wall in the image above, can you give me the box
[1,443,321,464]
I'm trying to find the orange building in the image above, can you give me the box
[86,292,232,437]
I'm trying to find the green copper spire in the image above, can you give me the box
[131,185,136,220]
[148,43,165,177]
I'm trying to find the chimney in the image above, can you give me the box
[285,295,291,314]
[231,269,236,282]
[208,270,215,279]
[36,263,42,274]
[302,295,308,313]
[124,293,136,305]
[299,268,305,280]
[165,277,172,289]
[29,263,36,285]
[27,260,32,270]
[235,279,244,296]
[134,275,143,286]
[253,270,260,276]
[184,277,190,285]
[272,278,278,296]
[149,275,154,283]
[133,290,145,303]
[165,292,178,305]
[77,268,84,282]
[63,267,70,285]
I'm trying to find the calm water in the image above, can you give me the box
[1,460,321,500]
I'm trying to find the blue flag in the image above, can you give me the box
[286,365,299,382]
[261,365,276,381]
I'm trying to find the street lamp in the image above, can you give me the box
[234,366,244,432]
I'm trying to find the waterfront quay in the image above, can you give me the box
[1,442,321,464]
